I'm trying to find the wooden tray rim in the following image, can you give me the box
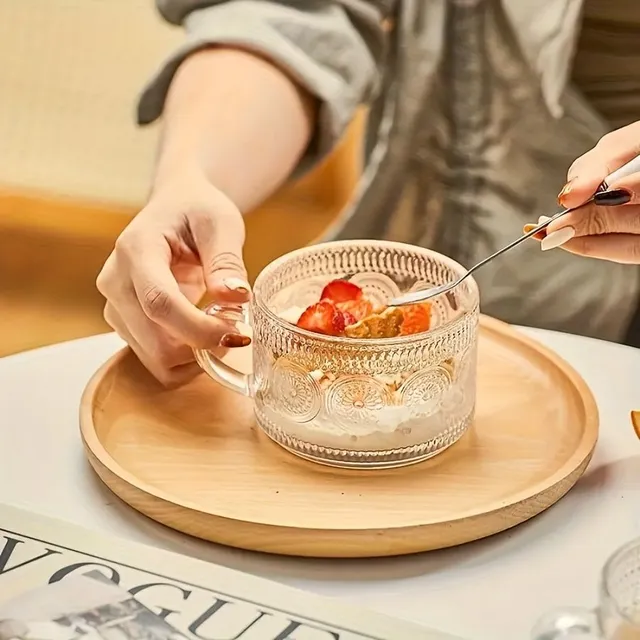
[79,315,599,532]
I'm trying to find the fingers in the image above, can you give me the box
[104,301,194,367]
[98,239,250,387]
[559,121,640,209]
[557,233,640,264]
[97,184,253,387]
[532,171,640,256]
[188,204,252,305]
[103,302,202,387]
[524,215,640,263]
[116,234,235,349]
[544,200,640,240]
[532,122,640,262]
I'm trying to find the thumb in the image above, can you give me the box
[560,123,640,209]
[559,152,610,210]
[189,207,251,305]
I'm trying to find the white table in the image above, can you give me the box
[1,328,639,640]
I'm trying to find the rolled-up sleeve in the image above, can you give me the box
[138,0,388,170]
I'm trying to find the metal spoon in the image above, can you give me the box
[388,155,640,307]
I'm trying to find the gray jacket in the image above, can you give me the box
[138,0,640,342]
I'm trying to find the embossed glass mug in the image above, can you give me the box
[194,240,479,468]
[532,538,640,640]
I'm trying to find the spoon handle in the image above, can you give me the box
[602,154,640,188]
[389,155,640,306]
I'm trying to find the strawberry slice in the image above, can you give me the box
[400,302,432,335]
[296,301,346,336]
[320,279,363,303]
[340,310,357,326]
[337,299,373,323]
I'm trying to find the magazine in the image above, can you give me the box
[0,570,188,640]
[0,503,461,640]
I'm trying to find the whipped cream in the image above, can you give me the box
[277,305,305,324]
[270,306,447,449]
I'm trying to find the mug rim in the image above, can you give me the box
[251,239,480,347]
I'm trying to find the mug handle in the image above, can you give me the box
[531,607,600,640]
[193,303,253,397]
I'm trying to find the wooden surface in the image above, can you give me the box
[80,316,599,558]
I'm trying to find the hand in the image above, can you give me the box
[528,121,640,263]
[97,175,252,386]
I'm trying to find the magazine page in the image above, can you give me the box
[0,570,189,640]
[0,504,461,640]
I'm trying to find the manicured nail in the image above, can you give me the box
[523,216,551,232]
[223,277,251,294]
[557,178,576,205]
[541,227,575,251]
[524,218,550,240]
[220,333,251,348]
[593,188,632,207]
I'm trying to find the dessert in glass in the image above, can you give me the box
[194,240,479,469]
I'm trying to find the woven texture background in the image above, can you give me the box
[0,0,181,206]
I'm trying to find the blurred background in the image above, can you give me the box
[0,0,364,356]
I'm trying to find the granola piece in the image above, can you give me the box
[344,307,404,339]
[309,369,337,391]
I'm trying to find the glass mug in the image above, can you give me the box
[194,240,480,468]
[532,538,640,640]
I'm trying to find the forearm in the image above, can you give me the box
[153,47,317,211]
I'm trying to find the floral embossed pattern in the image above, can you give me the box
[325,376,393,432]
[400,366,453,416]
[349,273,401,309]
[266,358,321,423]
[247,240,480,468]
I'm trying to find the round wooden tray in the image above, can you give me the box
[80,316,598,558]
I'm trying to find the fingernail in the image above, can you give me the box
[523,225,546,241]
[524,218,550,240]
[593,188,632,207]
[557,178,576,205]
[541,227,575,251]
[220,333,251,348]
[224,277,251,294]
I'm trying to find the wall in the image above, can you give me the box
[0,0,364,356]
[0,0,179,206]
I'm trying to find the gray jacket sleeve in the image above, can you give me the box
[138,0,391,172]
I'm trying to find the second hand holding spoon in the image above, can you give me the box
[388,155,640,307]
